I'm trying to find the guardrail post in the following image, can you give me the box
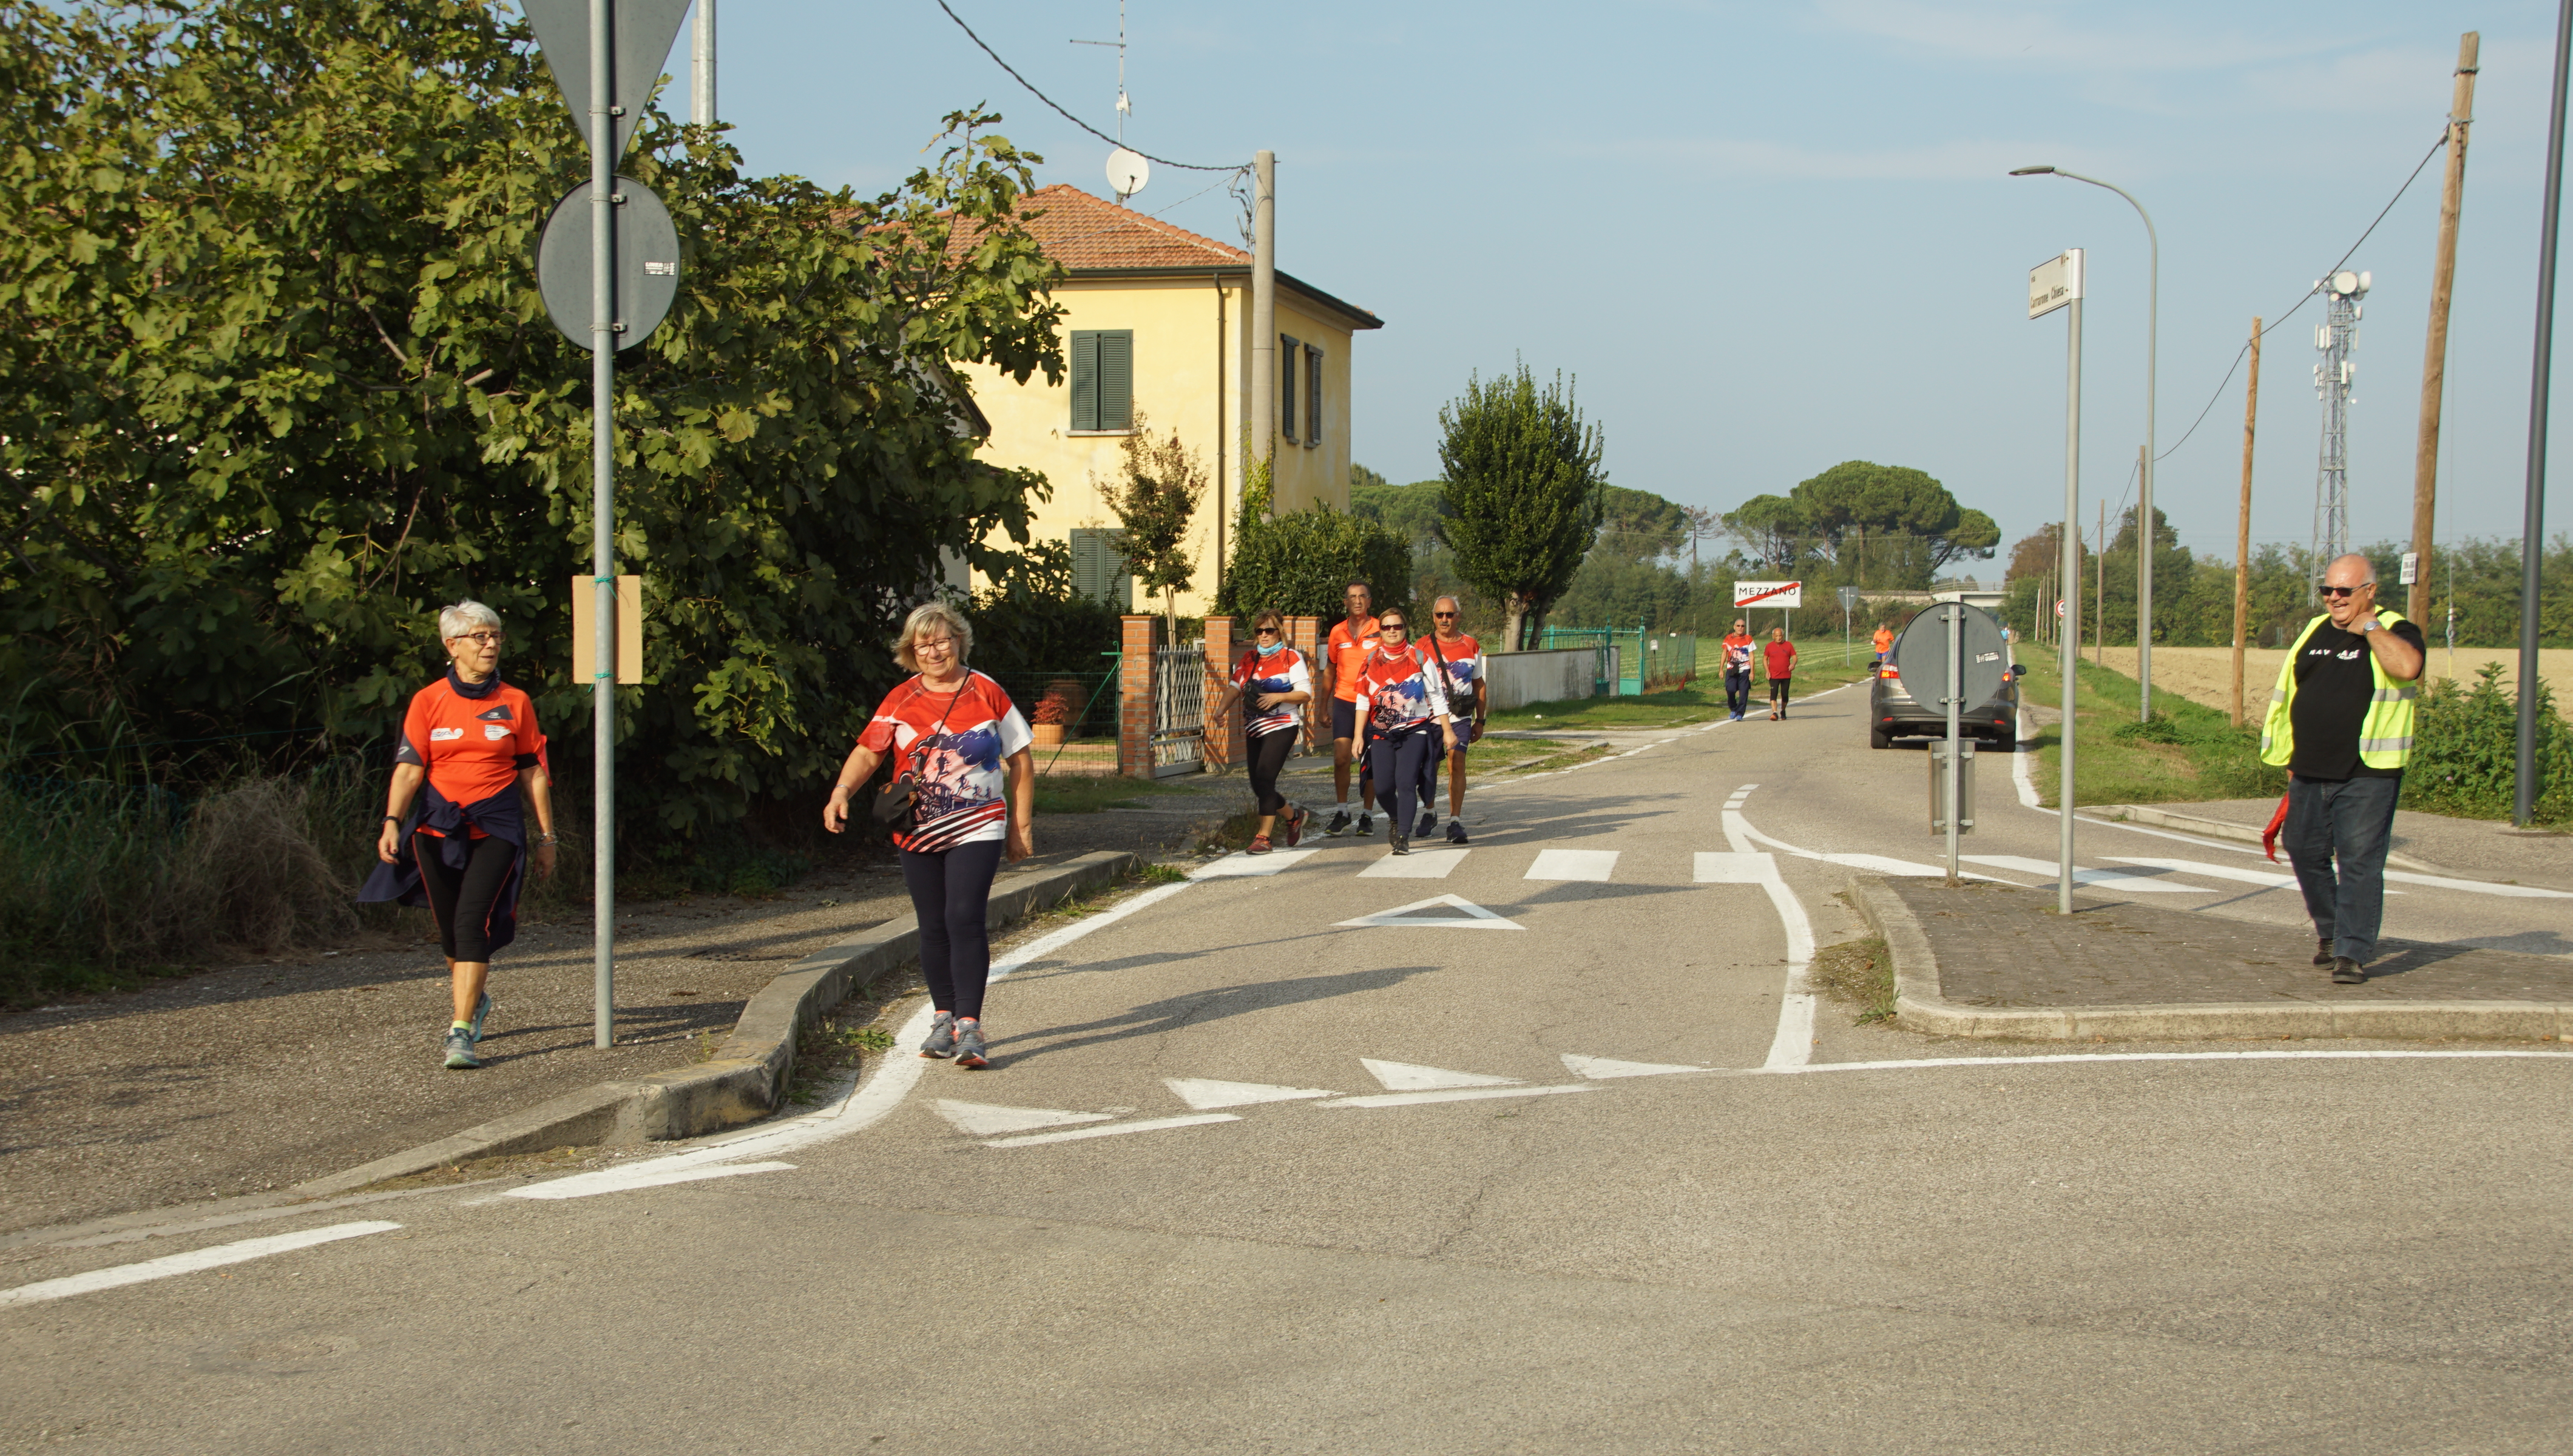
[1118,615,1158,780]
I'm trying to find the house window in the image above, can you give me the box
[1279,334,1300,443]
[1070,528,1133,610]
[1305,343,1324,447]
[1069,329,1134,433]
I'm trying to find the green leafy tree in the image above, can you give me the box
[1218,506,1410,625]
[0,0,1065,851]
[1436,364,1607,650]
[1095,409,1208,636]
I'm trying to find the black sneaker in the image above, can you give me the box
[2330,957,2366,985]
[2313,938,2334,967]
[1445,819,1469,845]
[1324,809,1353,838]
[1357,813,1373,836]
[1416,809,1436,838]
[1390,834,1411,856]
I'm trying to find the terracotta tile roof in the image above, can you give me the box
[1015,184,1251,269]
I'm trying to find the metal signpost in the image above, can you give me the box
[1893,603,2006,883]
[2030,249,2083,913]
[526,0,691,1046]
[1838,584,1859,666]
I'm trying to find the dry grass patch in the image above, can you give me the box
[1810,935,1896,1025]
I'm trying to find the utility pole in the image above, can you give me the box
[2520,0,2573,827]
[691,0,715,127]
[587,0,618,1048]
[2232,316,2261,726]
[2411,32,2479,627]
[1249,151,1276,505]
[2029,246,2082,916]
[2095,497,2106,667]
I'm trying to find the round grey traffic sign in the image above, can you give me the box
[537,177,681,352]
[1892,602,2009,710]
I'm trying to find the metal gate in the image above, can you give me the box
[1149,642,1206,775]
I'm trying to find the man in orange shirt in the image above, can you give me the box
[1871,622,1895,667]
[1323,580,1379,837]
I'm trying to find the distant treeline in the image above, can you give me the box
[1998,511,2573,648]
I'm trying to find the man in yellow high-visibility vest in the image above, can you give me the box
[2259,553,2424,985]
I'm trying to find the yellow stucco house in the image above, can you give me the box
[956,184,1383,616]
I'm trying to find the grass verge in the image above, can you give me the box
[2019,656,2284,809]
[1809,935,1896,1025]
[1033,773,1195,815]
[1500,743,1617,775]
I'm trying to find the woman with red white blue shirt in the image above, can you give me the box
[1211,608,1313,855]
[1354,607,1458,855]
[823,601,1033,1070]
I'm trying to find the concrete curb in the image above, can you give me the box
[1845,873,2573,1042]
[2091,803,2452,877]
[296,850,1145,1197]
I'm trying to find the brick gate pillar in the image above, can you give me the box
[1202,616,1245,774]
[1118,615,1160,780]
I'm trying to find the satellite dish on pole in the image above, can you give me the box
[1106,147,1151,203]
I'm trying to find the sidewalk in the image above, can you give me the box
[2110,797,2573,892]
[0,779,1249,1239]
[1856,876,2573,1041]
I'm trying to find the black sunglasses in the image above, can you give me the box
[1432,611,1457,618]
[2321,585,2365,598]
[1254,626,1280,635]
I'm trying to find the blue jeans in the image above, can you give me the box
[2283,774,2401,964]
[1723,670,1752,717]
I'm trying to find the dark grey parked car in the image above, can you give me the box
[1867,658,2025,750]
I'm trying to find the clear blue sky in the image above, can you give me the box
[671,1,2571,565]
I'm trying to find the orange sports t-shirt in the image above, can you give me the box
[1871,627,1894,654]
[1328,615,1380,701]
[396,676,547,835]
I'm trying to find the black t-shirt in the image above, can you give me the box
[2290,614,2426,780]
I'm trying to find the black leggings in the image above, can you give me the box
[1770,678,1792,710]
[414,831,519,962]
[901,838,1006,1020]
[1248,726,1296,817]
[1367,727,1433,832]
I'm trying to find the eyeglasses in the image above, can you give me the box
[1432,611,1457,619]
[2319,585,2366,598]
[1254,627,1280,636]
[1379,621,1408,634]
[914,637,958,654]
[450,632,505,647]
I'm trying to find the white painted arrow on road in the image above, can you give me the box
[934,1100,1113,1137]
[1362,1058,1521,1091]
[1334,894,1524,930]
[1163,1077,1338,1110]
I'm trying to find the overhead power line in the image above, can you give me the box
[933,0,1243,174]
[2155,133,2449,464]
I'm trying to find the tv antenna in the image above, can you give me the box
[1073,1,1148,202]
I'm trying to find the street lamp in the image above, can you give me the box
[2012,164,2160,720]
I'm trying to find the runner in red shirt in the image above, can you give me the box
[362,601,558,1071]
[1763,628,1799,721]
[1322,580,1379,837]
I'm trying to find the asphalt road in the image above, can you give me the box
[7,681,2571,1454]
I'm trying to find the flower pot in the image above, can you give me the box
[1032,723,1066,748]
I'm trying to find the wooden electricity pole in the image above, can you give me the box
[2411,32,2481,626]
[2232,317,2262,726]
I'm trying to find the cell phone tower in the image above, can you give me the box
[2310,268,2370,592]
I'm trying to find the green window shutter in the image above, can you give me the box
[1097,330,1132,431]
[1104,528,1132,610]
[1279,335,1300,442]
[1069,331,1101,432]
[1071,528,1135,610]
[1306,345,1324,445]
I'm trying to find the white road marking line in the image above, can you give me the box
[1163,1077,1339,1110]
[1361,1057,1521,1090]
[1689,843,1821,1069]
[2103,856,2307,891]
[933,1100,1112,1136]
[2385,868,2573,898]
[1333,894,1524,930]
[1961,854,2210,891]
[1358,847,1469,878]
[1526,848,1620,881]
[2042,792,2568,900]
[983,1114,1240,1148]
[1194,849,1318,877]
[1779,1049,2573,1076]
[507,1161,797,1201]
[1561,1053,1708,1079]
[504,879,1204,1195]
[1722,820,2018,881]
[1320,1085,1594,1109]
[0,1221,402,1309]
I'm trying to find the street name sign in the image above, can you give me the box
[2028,249,2083,320]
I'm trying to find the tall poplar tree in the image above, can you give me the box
[1435,364,1606,650]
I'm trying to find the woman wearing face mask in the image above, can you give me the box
[360,600,558,1071]
[1353,607,1458,855]
[1211,608,1313,855]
